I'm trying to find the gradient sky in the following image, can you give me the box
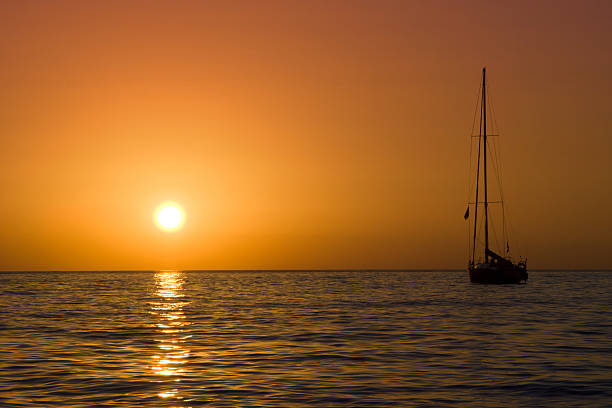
[1,0,611,270]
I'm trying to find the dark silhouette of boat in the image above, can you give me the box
[465,68,527,284]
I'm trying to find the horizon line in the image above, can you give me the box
[1,268,611,273]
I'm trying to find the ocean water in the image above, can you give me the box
[0,270,610,407]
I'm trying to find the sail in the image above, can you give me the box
[485,248,513,266]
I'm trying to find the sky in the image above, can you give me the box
[1,0,611,270]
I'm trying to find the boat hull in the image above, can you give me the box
[468,263,527,284]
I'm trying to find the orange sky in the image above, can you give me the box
[1,1,611,270]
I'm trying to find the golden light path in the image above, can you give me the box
[154,202,185,232]
[149,270,191,404]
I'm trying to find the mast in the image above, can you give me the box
[471,84,482,264]
[482,67,489,262]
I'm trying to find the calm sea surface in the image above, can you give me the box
[1,270,610,407]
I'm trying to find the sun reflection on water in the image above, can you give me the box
[149,271,190,404]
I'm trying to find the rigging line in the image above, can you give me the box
[466,212,469,258]
[483,77,500,175]
[488,139,505,201]
[484,74,498,134]
[470,80,482,136]
[473,169,491,253]
[485,74,523,258]
[488,129,515,252]
[483,130,506,253]
[492,131,505,198]
[466,209,472,261]
[486,83,508,234]
[485,77,507,211]
[474,211,486,261]
[487,139,506,205]
[467,137,476,202]
[466,81,482,204]
[489,138,509,245]
[493,137,518,253]
[495,208,507,252]
[495,151,516,252]
[504,196,519,255]
[489,143,505,242]
[488,80,501,138]
[502,202,507,252]
[494,141,510,247]
[488,207,503,253]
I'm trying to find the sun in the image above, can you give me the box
[154,202,185,232]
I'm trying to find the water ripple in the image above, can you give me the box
[0,270,611,407]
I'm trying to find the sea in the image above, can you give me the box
[0,270,610,407]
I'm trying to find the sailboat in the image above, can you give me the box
[466,68,528,284]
